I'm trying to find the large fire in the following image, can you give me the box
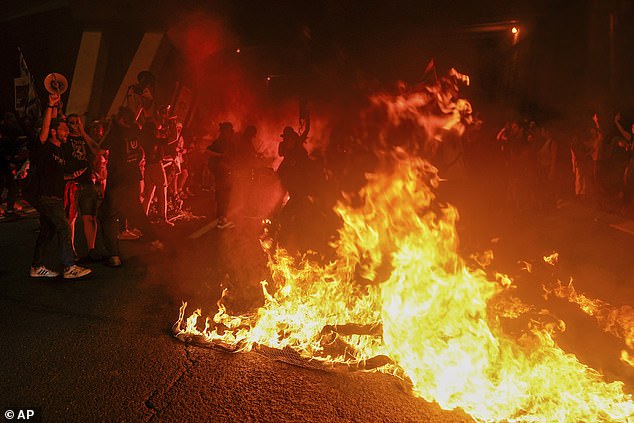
[175,68,634,421]
[176,152,634,422]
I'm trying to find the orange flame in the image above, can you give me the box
[544,279,634,369]
[176,154,634,422]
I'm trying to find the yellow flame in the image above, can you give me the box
[177,155,634,422]
[495,272,514,288]
[543,252,559,266]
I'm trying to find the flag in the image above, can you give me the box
[14,76,29,112]
[14,48,42,121]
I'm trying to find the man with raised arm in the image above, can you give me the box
[30,93,92,279]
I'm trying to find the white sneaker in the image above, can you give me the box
[63,265,92,279]
[30,266,60,278]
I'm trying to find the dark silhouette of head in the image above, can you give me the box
[280,126,298,141]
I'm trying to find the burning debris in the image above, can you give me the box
[175,153,634,422]
[544,278,634,369]
[174,68,634,422]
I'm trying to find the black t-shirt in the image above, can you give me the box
[0,138,14,171]
[37,141,66,198]
[207,136,234,175]
[276,142,316,196]
[102,123,143,187]
[61,134,92,184]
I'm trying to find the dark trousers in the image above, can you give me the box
[214,172,231,218]
[32,196,74,267]
[0,170,17,210]
[100,183,155,257]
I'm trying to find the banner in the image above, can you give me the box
[171,82,195,126]
[15,48,42,121]
[14,76,29,112]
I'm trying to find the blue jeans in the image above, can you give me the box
[32,196,74,268]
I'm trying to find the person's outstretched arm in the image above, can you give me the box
[614,112,632,142]
[39,93,60,143]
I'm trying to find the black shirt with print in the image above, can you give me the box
[102,123,143,187]
[37,141,66,198]
[61,134,92,184]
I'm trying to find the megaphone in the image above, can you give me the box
[44,73,68,95]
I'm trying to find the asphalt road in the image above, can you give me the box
[1,195,633,422]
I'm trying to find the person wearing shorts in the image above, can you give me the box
[63,114,102,261]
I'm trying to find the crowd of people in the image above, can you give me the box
[491,111,634,217]
[2,70,634,279]
[0,71,323,277]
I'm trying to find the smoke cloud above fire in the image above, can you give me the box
[165,9,331,164]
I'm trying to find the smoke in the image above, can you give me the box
[167,12,231,73]
[166,10,330,167]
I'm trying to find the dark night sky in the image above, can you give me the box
[1,0,633,121]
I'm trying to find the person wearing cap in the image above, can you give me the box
[275,112,324,249]
[276,115,311,201]
[207,122,235,229]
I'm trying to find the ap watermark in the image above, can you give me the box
[3,408,40,422]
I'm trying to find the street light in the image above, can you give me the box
[511,26,520,44]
